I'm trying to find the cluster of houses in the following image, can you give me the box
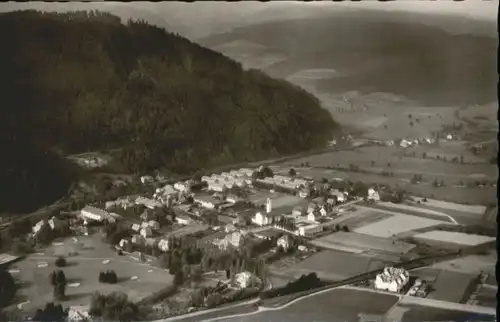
[201,168,255,192]
[256,174,310,192]
[397,137,436,148]
[80,206,121,224]
[374,266,410,293]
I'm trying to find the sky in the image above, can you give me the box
[0,1,496,39]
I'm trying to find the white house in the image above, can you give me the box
[118,239,129,249]
[330,190,347,203]
[158,239,169,252]
[374,267,410,293]
[234,271,261,289]
[176,214,192,225]
[307,211,321,223]
[174,181,189,192]
[32,220,46,235]
[135,197,163,210]
[446,134,453,140]
[368,188,380,201]
[68,305,90,322]
[131,223,141,232]
[140,175,154,184]
[140,226,153,238]
[194,195,219,209]
[81,206,108,222]
[277,235,292,251]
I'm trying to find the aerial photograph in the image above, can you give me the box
[0,1,497,322]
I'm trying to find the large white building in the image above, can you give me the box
[234,271,261,289]
[252,198,284,226]
[368,188,380,201]
[135,197,163,210]
[81,206,109,222]
[374,267,410,293]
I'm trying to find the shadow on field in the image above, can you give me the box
[65,261,79,267]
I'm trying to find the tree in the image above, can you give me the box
[174,270,184,286]
[371,160,375,167]
[0,270,16,308]
[422,152,427,159]
[288,168,296,177]
[35,221,54,245]
[89,292,140,322]
[55,257,66,267]
[53,282,66,301]
[32,302,67,322]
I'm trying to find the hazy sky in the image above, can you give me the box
[2,1,497,21]
[1,1,496,39]
[332,0,497,21]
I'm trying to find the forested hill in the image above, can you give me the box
[0,10,336,213]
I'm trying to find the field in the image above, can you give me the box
[425,250,497,277]
[475,285,497,308]
[8,235,173,315]
[412,231,495,247]
[426,270,477,303]
[354,214,445,238]
[221,287,400,322]
[397,303,495,322]
[310,232,415,255]
[286,250,391,281]
[329,208,393,230]
[413,198,487,215]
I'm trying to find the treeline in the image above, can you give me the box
[0,10,336,213]
[260,272,324,299]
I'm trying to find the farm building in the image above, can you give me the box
[375,267,410,293]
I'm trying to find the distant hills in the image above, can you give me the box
[0,10,336,213]
[201,11,497,106]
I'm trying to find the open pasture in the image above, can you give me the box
[405,141,490,164]
[9,235,173,315]
[331,208,393,230]
[311,232,415,255]
[412,198,487,215]
[354,214,445,238]
[367,202,457,223]
[412,231,495,247]
[285,146,497,180]
[289,250,391,281]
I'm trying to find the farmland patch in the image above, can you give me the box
[311,232,415,255]
[412,231,495,247]
[354,214,445,238]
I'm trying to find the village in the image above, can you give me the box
[0,162,496,321]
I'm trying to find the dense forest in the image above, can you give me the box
[0,10,336,213]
